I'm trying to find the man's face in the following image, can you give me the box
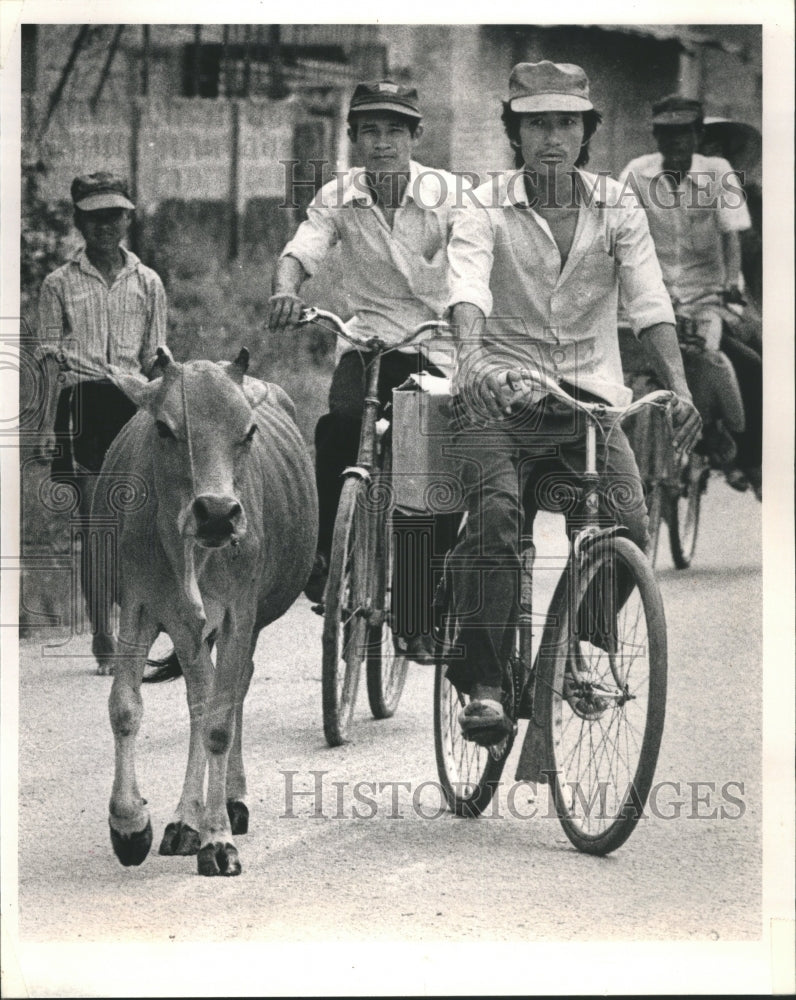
[653,124,700,168]
[517,111,585,177]
[349,112,418,176]
[76,208,131,254]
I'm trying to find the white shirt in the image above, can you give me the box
[281,160,465,370]
[447,169,675,406]
[618,152,751,305]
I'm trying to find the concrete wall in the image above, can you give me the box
[386,24,762,181]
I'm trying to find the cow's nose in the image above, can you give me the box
[192,495,242,541]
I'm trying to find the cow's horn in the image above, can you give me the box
[228,348,249,384]
[155,346,175,369]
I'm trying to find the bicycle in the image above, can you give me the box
[433,377,675,855]
[619,307,737,571]
[664,301,750,570]
[296,307,450,747]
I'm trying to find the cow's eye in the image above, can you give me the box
[243,424,257,444]
[155,420,175,440]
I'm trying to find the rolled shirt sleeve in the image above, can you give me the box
[36,275,65,359]
[614,201,676,336]
[446,197,495,318]
[280,186,340,276]
[140,271,168,375]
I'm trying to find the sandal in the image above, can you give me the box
[459,698,512,745]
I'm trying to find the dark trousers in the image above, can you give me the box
[52,380,137,476]
[51,380,137,623]
[447,391,649,695]
[721,333,762,474]
[314,349,457,639]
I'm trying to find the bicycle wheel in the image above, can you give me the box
[322,477,370,747]
[668,452,708,570]
[433,579,514,818]
[366,445,410,719]
[541,534,667,855]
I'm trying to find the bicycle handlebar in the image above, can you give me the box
[300,307,674,425]
[506,366,675,425]
[297,307,450,354]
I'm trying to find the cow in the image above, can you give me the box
[91,347,317,876]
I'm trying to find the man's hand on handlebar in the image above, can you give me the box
[267,293,306,331]
[669,394,702,455]
[466,367,540,419]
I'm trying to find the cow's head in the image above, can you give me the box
[110,348,268,550]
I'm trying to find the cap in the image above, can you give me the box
[508,61,593,113]
[348,80,422,121]
[71,172,135,211]
[651,95,703,126]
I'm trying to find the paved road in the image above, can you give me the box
[12,478,764,987]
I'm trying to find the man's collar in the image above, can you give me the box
[341,161,438,208]
[74,244,140,274]
[501,168,605,210]
[645,151,712,181]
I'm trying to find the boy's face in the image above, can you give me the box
[348,112,420,176]
[517,111,585,176]
[76,208,131,254]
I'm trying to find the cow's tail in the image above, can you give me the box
[143,631,216,683]
[143,649,183,683]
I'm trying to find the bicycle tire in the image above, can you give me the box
[540,534,667,855]
[669,453,708,570]
[366,445,410,719]
[321,477,369,747]
[433,577,514,818]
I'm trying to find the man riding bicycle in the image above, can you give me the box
[445,62,701,743]
[268,79,462,660]
[619,95,762,500]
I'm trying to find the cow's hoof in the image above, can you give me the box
[159,821,201,856]
[197,842,241,877]
[226,799,249,835]
[109,818,152,866]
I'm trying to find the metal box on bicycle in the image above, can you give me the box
[391,374,465,515]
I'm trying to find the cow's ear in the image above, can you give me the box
[107,366,160,411]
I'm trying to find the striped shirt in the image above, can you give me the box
[37,246,167,383]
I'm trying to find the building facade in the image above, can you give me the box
[22,23,762,264]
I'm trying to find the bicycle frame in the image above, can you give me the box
[511,382,674,716]
[298,306,450,478]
